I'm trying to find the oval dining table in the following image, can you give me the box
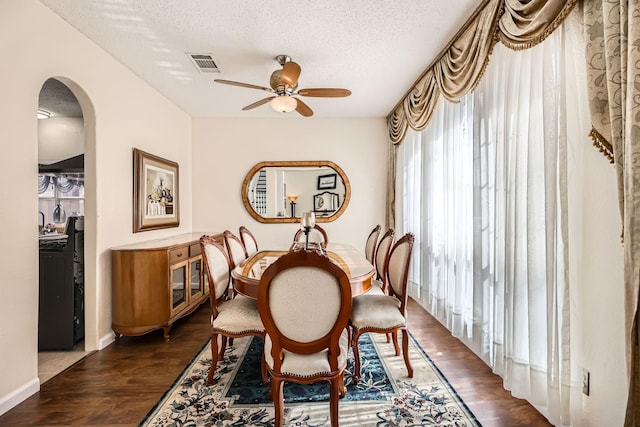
[231,242,375,299]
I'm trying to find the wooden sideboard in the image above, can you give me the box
[111,232,222,341]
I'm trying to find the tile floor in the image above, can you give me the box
[38,342,88,384]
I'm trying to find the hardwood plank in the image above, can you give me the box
[406,299,552,427]
[0,299,552,426]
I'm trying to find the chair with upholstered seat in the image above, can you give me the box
[223,230,248,269]
[364,225,381,264]
[223,230,249,298]
[293,224,329,248]
[239,225,259,257]
[258,249,352,427]
[199,235,266,385]
[358,228,394,344]
[350,233,415,383]
[367,228,394,296]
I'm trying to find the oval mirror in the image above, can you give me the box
[242,160,351,223]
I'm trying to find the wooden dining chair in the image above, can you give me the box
[293,224,329,248]
[258,249,352,427]
[223,230,249,298]
[350,232,415,384]
[356,228,394,344]
[365,224,381,264]
[223,229,248,268]
[199,235,266,385]
[239,226,259,257]
[368,228,395,295]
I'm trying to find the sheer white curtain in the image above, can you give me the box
[398,17,586,426]
[401,97,474,333]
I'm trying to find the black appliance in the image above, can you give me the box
[38,216,85,350]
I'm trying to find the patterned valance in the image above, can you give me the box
[387,0,578,145]
[498,0,577,50]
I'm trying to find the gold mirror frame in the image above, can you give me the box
[241,160,351,223]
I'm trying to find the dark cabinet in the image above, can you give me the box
[38,216,84,350]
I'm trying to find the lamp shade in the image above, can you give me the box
[271,96,297,113]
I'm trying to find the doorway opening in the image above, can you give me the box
[37,78,88,383]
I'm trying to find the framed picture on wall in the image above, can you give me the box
[133,148,179,232]
[317,173,337,190]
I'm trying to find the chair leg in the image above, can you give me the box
[208,333,218,385]
[261,352,270,385]
[218,336,228,359]
[272,378,285,426]
[402,329,413,378]
[330,377,340,427]
[392,330,400,356]
[352,330,362,384]
[338,372,346,398]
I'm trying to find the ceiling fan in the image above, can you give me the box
[214,55,351,117]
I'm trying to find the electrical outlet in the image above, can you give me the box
[582,369,590,396]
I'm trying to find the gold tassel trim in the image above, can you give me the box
[589,127,615,164]
[498,0,579,52]
[471,31,501,93]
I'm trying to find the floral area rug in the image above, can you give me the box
[140,332,481,426]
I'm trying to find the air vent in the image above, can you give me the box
[187,53,220,73]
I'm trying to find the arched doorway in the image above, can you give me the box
[37,78,93,383]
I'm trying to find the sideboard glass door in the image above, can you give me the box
[189,256,204,300]
[170,260,188,316]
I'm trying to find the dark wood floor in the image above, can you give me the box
[0,299,552,426]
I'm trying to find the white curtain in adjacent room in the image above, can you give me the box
[398,17,587,426]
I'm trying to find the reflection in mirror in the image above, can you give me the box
[242,161,350,223]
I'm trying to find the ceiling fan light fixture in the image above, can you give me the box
[270,96,297,113]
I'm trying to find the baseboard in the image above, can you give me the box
[98,330,115,350]
[0,331,114,416]
[0,377,39,416]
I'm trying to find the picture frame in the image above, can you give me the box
[133,148,179,232]
[314,191,339,212]
[317,173,337,190]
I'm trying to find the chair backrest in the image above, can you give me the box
[375,228,395,281]
[239,226,259,257]
[257,250,351,371]
[386,233,415,309]
[200,235,231,309]
[365,225,381,263]
[293,224,328,247]
[223,230,247,269]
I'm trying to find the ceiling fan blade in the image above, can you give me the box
[294,98,314,117]
[242,96,276,111]
[280,61,301,87]
[214,79,273,93]
[297,88,352,98]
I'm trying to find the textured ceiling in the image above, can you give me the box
[38,0,482,118]
[39,78,83,118]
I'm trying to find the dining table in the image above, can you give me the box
[231,242,375,299]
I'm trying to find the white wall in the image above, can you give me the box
[38,117,84,164]
[570,141,626,426]
[191,118,388,251]
[0,0,192,414]
[0,1,628,425]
